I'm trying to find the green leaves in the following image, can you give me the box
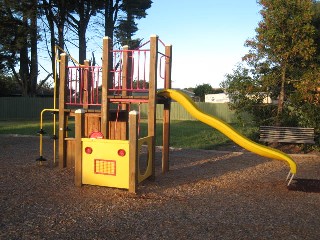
[193,83,214,102]
[256,0,316,64]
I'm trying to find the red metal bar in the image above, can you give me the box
[158,38,166,47]
[66,66,103,107]
[130,53,134,89]
[74,68,78,104]
[143,51,147,89]
[79,67,83,104]
[137,40,150,49]
[159,55,167,80]
[109,98,149,103]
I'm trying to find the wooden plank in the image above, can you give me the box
[66,138,75,168]
[109,121,115,139]
[148,35,158,180]
[260,133,314,137]
[260,138,315,144]
[59,53,68,168]
[83,60,90,110]
[101,37,112,138]
[259,126,315,144]
[85,113,101,137]
[260,131,314,136]
[74,109,85,187]
[129,111,138,193]
[162,44,172,173]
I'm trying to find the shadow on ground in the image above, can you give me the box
[288,178,320,193]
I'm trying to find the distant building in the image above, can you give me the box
[205,93,276,104]
[205,93,230,103]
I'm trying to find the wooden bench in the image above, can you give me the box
[259,126,315,152]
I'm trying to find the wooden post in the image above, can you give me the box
[122,45,129,104]
[162,44,172,173]
[59,53,68,168]
[101,37,112,138]
[83,60,90,110]
[148,35,158,179]
[129,110,138,193]
[121,45,130,139]
[75,109,85,187]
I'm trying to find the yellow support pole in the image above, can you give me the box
[38,45,79,166]
[37,108,58,164]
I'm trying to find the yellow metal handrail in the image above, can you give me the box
[38,109,58,164]
[38,46,79,165]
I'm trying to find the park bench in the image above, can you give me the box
[259,126,315,152]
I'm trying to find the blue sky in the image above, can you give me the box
[39,1,262,89]
[135,0,262,88]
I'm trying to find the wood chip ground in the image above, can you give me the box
[1,136,320,239]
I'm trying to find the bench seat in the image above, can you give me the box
[259,126,315,144]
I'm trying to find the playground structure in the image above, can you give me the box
[38,35,297,193]
[39,35,173,193]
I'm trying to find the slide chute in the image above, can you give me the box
[157,89,296,184]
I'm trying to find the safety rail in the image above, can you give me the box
[65,38,170,107]
[110,49,150,94]
[66,65,102,106]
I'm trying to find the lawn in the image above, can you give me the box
[0,119,259,150]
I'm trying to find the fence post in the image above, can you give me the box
[162,44,172,173]
[59,53,68,168]
[101,37,112,138]
[75,109,85,187]
[122,45,130,103]
[148,35,158,179]
[83,60,90,110]
[129,110,138,193]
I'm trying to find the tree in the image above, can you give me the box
[0,0,39,96]
[103,0,120,41]
[115,0,152,48]
[290,67,320,131]
[67,0,104,64]
[0,0,153,97]
[132,79,149,89]
[0,74,20,96]
[311,0,320,64]
[221,64,276,125]
[193,83,214,102]
[244,0,316,124]
[40,0,71,74]
[0,1,19,73]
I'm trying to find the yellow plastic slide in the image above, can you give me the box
[157,89,297,179]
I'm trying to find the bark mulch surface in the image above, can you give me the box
[1,135,320,239]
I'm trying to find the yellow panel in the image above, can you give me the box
[82,138,130,189]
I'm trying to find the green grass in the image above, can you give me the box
[0,121,49,135]
[166,120,258,150]
[0,119,258,150]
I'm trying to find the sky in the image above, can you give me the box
[39,1,262,89]
[134,0,262,89]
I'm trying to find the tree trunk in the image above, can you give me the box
[105,0,120,41]
[78,0,91,64]
[30,0,38,97]
[42,0,67,94]
[48,13,55,77]
[276,63,286,125]
[79,21,87,64]
[56,11,66,92]
[19,15,30,97]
